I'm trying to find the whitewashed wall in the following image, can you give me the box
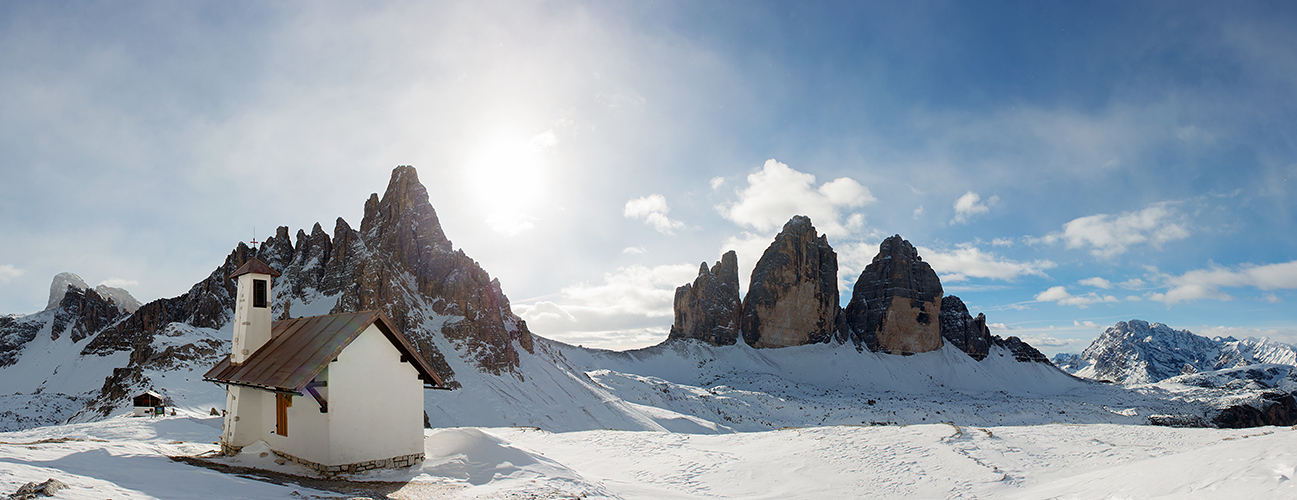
[327,325,424,465]
[224,385,265,450]
[262,378,332,464]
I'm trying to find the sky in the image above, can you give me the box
[2,1,1295,356]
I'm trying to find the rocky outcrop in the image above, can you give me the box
[1212,391,1297,428]
[668,251,742,346]
[938,295,992,360]
[993,336,1050,363]
[0,315,44,367]
[51,286,124,344]
[844,235,943,355]
[288,223,333,295]
[739,216,843,348]
[937,295,1049,363]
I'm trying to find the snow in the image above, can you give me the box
[6,302,1297,497]
[0,312,130,431]
[3,414,1295,499]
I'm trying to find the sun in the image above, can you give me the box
[462,128,556,236]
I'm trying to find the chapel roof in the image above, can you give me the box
[203,310,447,392]
[228,256,282,279]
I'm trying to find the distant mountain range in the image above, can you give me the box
[1053,319,1297,384]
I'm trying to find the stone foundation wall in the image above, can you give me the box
[272,449,425,476]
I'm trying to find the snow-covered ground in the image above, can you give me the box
[2,412,1294,499]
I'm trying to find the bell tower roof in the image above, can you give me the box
[228,257,281,280]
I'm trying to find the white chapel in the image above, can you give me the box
[204,256,447,474]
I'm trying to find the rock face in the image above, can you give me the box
[994,336,1050,363]
[938,296,992,360]
[668,251,742,346]
[739,216,843,348]
[1213,391,1297,428]
[844,235,943,354]
[938,295,1049,363]
[317,165,533,378]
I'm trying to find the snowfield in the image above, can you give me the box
[4,308,1294,498]
[1,413,1294,499]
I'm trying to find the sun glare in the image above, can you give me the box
[462,129,555,235]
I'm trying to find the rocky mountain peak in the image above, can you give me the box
[361,165,451,255]
[45,272,140,316]
[283,165,534,378]
[876,234,922,263]
[47,272,90,310]
[668,250,742,346]
[844,234,943,354]
[739,216,843,348]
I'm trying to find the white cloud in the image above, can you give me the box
[1073,320,1103,329]
[1035,286,1119,308]
[624,194,669,218]
[99,278,139,288]
[1118,278,1146,289]
[0,265,23,282]
[919,245,1055,282]
[486,213,537,236]
[709,176,725,190]
[912,205,924,219]
[1196,325,1297,344]
[719,159,874,238]
[622,246,646,255]
[987,323,1014,331]
[514,263,699,349]
[991,238,1014,247]
[1149,260,1297,304]
[1041,202,1191,258]
[1078,277,1112,289]
[557,263,697,317]
[518,300,577,325]
[529,130,558,150]
[951,191,998,224]
[1022,335,1069,348]
[624,194,684,234]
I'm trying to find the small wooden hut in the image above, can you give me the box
[132,391,165,417]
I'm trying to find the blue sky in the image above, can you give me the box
[2,1,1295,355]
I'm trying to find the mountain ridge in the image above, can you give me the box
[1052,319,1297,385]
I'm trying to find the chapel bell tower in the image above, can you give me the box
[228,256,280,365]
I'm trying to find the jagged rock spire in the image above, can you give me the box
[739,216,844,348]
[668,251,742,346]
[844,234,943,354]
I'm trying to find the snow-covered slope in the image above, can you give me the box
[4,412,1296,499]
[1054,319,1297,384]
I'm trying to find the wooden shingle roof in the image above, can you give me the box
[203,310,446,392]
